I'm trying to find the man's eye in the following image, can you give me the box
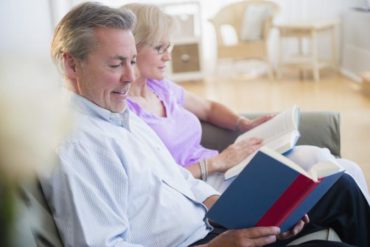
[110,64,120,68]
[131,60,137,66]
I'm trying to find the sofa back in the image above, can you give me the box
[201,111,341,157]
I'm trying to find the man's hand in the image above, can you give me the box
[198,215,309,247]
[277,214,310,240]
[204,226,280,247]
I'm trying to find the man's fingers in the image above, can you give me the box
[242,226,280,238]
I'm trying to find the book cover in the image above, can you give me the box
[206,147,344,232]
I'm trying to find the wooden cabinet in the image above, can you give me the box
[161,1,203,81]
[171,42,200,73]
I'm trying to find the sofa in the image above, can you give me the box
[10,111,342,246]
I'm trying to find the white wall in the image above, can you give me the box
[0,0,60,88]
[341,9,370,80]
[0,0,54,59]
[0,0,365,78]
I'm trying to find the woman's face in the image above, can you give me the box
[136,41,172,80]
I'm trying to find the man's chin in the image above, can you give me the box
[109,104,126,113]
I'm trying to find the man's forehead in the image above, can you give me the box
[93,27,132,42]
[92,27,136,55]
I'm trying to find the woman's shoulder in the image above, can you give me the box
[147,78,174,92]
[148,79,178,96]
[148,78,185,104]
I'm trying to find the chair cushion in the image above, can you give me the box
[240,5,272,41]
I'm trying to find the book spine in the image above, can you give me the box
[256,175,318,228]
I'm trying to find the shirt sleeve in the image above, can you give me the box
[41,140,142,247]
[177,166,220,203]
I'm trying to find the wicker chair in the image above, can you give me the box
[209,0,279,78]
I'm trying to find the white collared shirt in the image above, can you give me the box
[41,92,219,247]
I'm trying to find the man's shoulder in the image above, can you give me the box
[61,114,115,149]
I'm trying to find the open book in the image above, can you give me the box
[207,147,345,232]
[225,105,301,180]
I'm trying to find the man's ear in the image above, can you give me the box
[63,53,79,81]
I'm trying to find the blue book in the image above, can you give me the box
[206,147,344,232]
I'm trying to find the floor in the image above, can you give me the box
[180,70,370,190]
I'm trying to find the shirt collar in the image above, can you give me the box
[67,91,130,130]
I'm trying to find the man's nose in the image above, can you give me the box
[122,64,135,83]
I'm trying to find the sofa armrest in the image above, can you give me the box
[11,179,63,247]
[200,111,341,157]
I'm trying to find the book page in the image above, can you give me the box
[265,148,343,182]
[235,106,300,146]
[262,131,300,153]
[225,145,308,180]
[308,161,344,180]
[225,106,301,180]
[258,147,312,178]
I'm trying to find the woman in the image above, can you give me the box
[122,3,370,200]
[123,3,272,180]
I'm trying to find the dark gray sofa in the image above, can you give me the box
[10,111,341,246]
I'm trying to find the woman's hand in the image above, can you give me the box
[208,137,263,173]
[237,114,275,132]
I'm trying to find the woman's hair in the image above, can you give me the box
[51,2,136,71]
[121,3,176,47]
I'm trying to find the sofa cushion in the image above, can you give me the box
[11,180,63,247]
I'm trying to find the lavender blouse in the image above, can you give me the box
[127,79,218,167]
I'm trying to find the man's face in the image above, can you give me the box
[73,27,137,113]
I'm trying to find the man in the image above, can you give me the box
[42,2,370,247]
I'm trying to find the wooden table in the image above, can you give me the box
[362,72,370,95]
[275,20,339,81]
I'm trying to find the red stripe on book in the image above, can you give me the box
[256,175,319,227]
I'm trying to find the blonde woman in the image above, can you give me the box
[122,3,369,203]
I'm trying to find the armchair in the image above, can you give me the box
[209,0,279,78]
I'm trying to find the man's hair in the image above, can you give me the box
[121,3,176,47]
[51,2,136,70]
